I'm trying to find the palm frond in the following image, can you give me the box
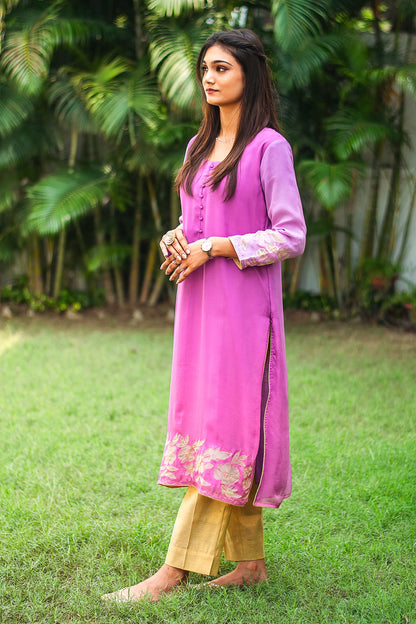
[298,159,363,210]
[89,71,160,139]
[0,232,18,263]
[0,0,20,15]
[272,0,332,52]
[0,120,48,169]
[326,110,396,159]
[26,168,109,235]
[369,64,416,99]
[148,0,207,17]
[80,60,161,141]
[48,69,97,133]
[148,17,212,110]
[1,3,106,94]
[276,31,346,89]
[86,243,131,272]
[0,82,34,137]
[0,172,21,213]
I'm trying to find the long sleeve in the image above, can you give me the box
[229,140,306,270]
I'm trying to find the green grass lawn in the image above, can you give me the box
[0,316,415,624]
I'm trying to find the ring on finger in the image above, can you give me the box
[164,232,175,246]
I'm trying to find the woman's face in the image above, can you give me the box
[201,44,245,108]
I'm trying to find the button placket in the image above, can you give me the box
[196,167,211,236]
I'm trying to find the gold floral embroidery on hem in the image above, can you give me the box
[159,433,253,500]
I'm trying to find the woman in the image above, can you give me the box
[103,28,306,603]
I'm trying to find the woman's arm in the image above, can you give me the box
[228,140,306,269]
[161,139,306,283]
[160,236,237,284]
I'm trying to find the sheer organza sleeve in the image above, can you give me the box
[229,140,306,269]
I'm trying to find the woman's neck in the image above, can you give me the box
[218,105,241,141]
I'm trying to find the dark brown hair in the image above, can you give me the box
[175,29,280,200]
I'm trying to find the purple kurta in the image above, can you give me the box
[158,128,306,508]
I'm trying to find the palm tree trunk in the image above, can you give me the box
[44,237,53,295]
[94,207,115,305]
[28,234,43,295]
[132,0,146,60]
[359,142,383,264]
[330,230,342,308]
[147,175,162,232]
[52,129,79,299]
[376,92,405,260]
[129,178,143,305]
[320,238,335,299]
[110,205,124,308]
[148,270,166,307]
[289,255,303,296]
[53,228,66,299]
[170,184,180,228]
[139,240,158,304]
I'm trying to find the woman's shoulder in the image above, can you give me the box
[254,127,289,147]
[245,128,290,159]
[186,135,198,152]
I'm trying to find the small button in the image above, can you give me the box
[200,204,203,209]
[199,229,203,234]
[199,216,204,221]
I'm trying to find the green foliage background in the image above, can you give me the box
[1,0,416,312]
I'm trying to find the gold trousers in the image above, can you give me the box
[165,485,264,576]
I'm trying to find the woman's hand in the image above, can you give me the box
[159,227,190,262]
[160,240,210,285]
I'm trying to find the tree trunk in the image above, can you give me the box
[53,228,66,299]
[132,0,146,61]
[94,207,115,305]
[114,266,124,308]
[110,204,124,308]
[147,175,162,232]
[44,237,53,295]
[129,178,143,305]
[170,184,180,228]
[359,142,383,264]
[28,234,43,295]
[376,92,405,260]
[148,270,166,307]
[289,255,303,296]
[139,240,158,304]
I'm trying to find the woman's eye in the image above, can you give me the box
[201,66,207,73]
[217,66,227,72]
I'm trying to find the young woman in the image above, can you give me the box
[103,28,306,603]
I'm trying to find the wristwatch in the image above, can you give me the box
[201,238,213,258]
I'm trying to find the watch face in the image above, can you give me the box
[202,239,212,252]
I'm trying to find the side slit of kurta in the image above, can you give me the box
[254,326,271,491]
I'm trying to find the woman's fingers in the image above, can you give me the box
[175,229,191,256]
[161,255,181,277]
[159,228,190,261]
[168,259,184,281]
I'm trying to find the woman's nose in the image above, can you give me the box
[204,69,214,84]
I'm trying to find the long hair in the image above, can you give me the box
[175,29,280,201]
